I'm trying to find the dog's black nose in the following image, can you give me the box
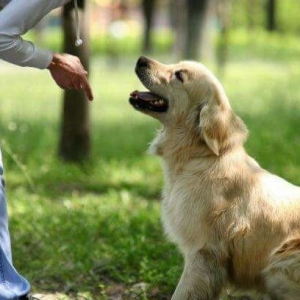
[136,56,149,68]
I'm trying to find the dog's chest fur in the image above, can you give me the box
[150,132,226,251]
[159,156,225,253]
[161,173,210,251]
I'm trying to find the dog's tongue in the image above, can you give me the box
[130,90,159,101]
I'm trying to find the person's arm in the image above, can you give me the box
[48,53,94,101]
[0,0,94,100]
[0,0,69,69]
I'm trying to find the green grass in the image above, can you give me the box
[25,28,174,58]
[27,26,300,62]
[1,44,300,299]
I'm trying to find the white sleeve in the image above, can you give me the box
[0,0,70,69]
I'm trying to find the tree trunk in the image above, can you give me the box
[142,0,157,53]
[185,0,210,60]
[216,0,231,77]
[172,0,187,59]
[266,0,276,31]
[59,0,90,162]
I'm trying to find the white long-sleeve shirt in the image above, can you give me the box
[0,0,70,69]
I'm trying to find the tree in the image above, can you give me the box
[266,0,276,31]
[172,0,187,59]
[59,0,91,162]
[216,0,232,76]
[172,0,211,60]
[142,0,157,53]
[185,0,210,60]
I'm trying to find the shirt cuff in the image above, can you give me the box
[31,46,53,69]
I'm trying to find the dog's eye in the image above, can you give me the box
[174,71,184,83]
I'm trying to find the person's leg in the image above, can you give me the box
[0,150,30,299]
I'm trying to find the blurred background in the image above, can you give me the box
[1,0,300,299]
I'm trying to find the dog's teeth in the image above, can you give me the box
[148,99,166,107]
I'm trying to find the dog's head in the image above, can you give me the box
[129,56,248,156]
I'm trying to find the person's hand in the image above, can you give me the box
[47,53,94,101]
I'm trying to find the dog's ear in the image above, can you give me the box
[199,89,247,156]
[199,102,225,156]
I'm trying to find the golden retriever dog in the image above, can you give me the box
[129,56,300,300]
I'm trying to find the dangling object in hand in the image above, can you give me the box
[75,38,83,47]
[74,0,83,47]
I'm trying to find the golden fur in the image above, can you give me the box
[131,56,300,300]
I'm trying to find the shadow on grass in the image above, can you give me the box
[0,116,162,198]
[9,190,179,299]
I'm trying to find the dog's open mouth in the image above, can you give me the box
[129,91,168,113]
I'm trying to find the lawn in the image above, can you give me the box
[1,41,300,299]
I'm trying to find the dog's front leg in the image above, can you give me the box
[171,249,227,300]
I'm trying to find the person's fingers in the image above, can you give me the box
[62,79,73,89]
[72,78,82,90]
[81,76,94,101]
[55,78,70,89]
[79,82,84,90]
[56,83,65,89]
[49,60,93,99]
[64,76,73,88]
[84,83,94,101]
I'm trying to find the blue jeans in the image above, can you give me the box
[0,150,30,299]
